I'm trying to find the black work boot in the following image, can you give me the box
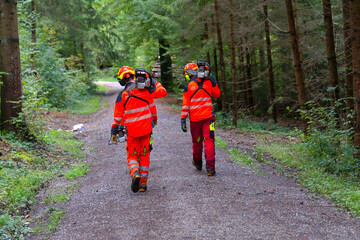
[139,185,147,192]
[131,171,141,193]
[192,160,202,171]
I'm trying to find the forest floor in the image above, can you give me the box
[25,83,360,240]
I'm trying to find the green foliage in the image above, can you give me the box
[215,111,296,135]
[47,208,65,233]
[215,136,228,150]
[44,193,70,205]
[65,163,89,180]
[298,100,359,176]
[0,213,30,240]
[69,96,101,115]
[42,130,86,158]
[94,68,118,82]
[0,129,86,239]
[229,148,254,166]
[36,43,90,109]
[259,142,360,216]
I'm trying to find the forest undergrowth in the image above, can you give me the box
[0,84,106,240]
[214,110,360,217]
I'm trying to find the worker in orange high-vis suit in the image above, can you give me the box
[181,62,221,176]
[111,66,158,192]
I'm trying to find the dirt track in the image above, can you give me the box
[27,85,360,240]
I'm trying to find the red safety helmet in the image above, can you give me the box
[184,63,198,81]
[118,66,135,80]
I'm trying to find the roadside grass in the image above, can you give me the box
[216,121,360,216]
[32,208,65,235]
[0,129,87,240]
[46,208,65,233]
[69,95,102,115]
[94,68,118,82]
[44,193,70,205]
[42,130,86,159]
[96,75,118,82]
[215,111,300,136]
[68,84,108,115]
[65,162,89,180]
[94,84,108,93]
[257,142,360,216]
[215,137,262,173]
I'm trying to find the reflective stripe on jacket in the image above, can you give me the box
[112,82,157,137]
[181,77,221,121]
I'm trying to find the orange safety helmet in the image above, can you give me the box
[118,66,135,86]
[184,63,198,81]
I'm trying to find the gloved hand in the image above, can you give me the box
[209,75,218,87]
[144,70,155,88]
[181,118,187,133]
[110,126,119,144]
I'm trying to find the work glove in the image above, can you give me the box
[110,126,119,144]
[181,118,187,133]
[144,70,155,88]
[209,75,218,87]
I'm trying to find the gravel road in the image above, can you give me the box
[27,84,360,240]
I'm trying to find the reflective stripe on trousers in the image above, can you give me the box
[126,134,151,180]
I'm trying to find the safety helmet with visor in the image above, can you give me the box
[118,66,135,86]
[184,63,198,81]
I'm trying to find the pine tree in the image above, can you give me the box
[0,0,23,132]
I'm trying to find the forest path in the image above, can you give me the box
[27,84,360,240]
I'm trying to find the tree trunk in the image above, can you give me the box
[342,0,353,122]
[264,0,277,123]
[245,39,254,107]
[350,0,360,152]
[204,21,211,65]
[229,0,237,126]
[293,0,303,62]
[80,41,86,72]
[322,0,340,107]
[212,13,221,111]
[213,47,222,111]
[214,0,227,112]
[285,0,308,133]
[159,38,173,90]
[238,45,247,107]
[31,0,37,65]
[259,45,265,73]
[0,0,23,132]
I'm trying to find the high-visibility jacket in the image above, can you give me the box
[181,77,221,122]
[147,79,167,99]
[112,82,157,137]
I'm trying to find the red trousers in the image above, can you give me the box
[126,134,150,185]
[190,116,216,172]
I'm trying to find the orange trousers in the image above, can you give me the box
[126,134,150,185]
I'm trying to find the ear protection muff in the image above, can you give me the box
[118,78,126,86]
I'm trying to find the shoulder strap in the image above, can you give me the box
[190,79,212,100]
[124,83,149,108]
